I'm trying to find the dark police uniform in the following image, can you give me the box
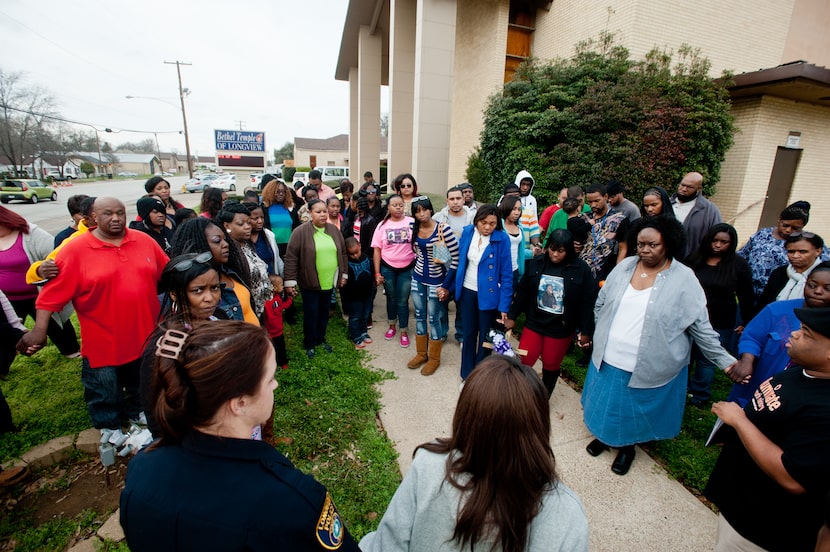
[120,431,359,551]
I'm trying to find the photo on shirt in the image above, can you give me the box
[384,227,411,244]
[537,275,564,314]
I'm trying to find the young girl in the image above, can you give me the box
[499,195,528,291]
[372,195,415,348]
[263,274,292,370]
[326,197,342,230]
[407,196,459,374]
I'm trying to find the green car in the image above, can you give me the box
[0,179,58,204]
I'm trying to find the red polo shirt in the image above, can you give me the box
[37,229,168,368]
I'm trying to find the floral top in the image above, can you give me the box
[241,242,272,317]
[738,227,830,297]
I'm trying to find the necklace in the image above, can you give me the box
[639,258,668,278]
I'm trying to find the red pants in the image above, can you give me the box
[518,327,572,372]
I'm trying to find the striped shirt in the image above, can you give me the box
[413,223,459,286]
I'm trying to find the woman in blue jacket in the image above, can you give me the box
[455,204,513,381]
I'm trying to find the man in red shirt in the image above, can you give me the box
[17,197,168,432]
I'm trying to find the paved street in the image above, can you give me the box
[3,176,197,235]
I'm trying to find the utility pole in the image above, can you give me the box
[234,120,246,131]
[164,60,193,178]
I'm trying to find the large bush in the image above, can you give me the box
[471,34,734,206]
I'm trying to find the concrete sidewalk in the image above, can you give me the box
[365,304,717,551]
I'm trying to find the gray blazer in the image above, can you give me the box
[591,256,735,388]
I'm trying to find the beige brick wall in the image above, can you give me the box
[446,0,508,188]
[533,0,795,76]
[713,96,830,246]
[293,149,349,168]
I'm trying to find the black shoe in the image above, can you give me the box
[322,343,333,354]
[611,446,636,475]
[306,348,316,359]
[586,438,609,457]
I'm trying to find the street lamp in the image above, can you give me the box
[125,90,193,178]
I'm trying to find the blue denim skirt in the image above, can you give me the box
[581,360,687,447]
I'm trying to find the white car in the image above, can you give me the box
[293,172,308,186]
[212,173,237,191]
[118,171,138,177]
[250,173,264,187]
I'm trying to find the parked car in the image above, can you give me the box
[185,174,215,193]
[154,171,175,177]
[1,180,58,204]
[293,172,308,187]
[250,173,264,187]
[118,171,139,177]
[47,171,75,180]
[212,173,237,191]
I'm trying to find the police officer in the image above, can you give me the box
[121,321,359,551]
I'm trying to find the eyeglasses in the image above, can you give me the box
[399,183,413,189]
[171,251,213,272]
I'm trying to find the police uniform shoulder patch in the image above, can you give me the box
[316,492,344,550]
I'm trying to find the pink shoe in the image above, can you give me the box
[384,327,397,340]
[400,333,410,348]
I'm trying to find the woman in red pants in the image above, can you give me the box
[505,229,596,397]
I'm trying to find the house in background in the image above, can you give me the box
[293,133,389,172]
[336,0,830,241]
[109,153,161,176]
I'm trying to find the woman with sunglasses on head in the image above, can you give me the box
[122,321,360,551]
[139,252,226,436]
[392,173,418,216]
[756,231,825,313]
[738,201,829,299]
[171,218,259,325]
[359,355,589,552]
[407,196,459,374]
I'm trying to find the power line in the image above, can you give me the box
[0,103,179,134]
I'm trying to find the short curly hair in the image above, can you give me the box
[628,215,687,260]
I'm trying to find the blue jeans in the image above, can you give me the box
[300,288,332,349]
[380,264,411,330]
[343,297,372,343]
[688,328,738,403]
[81,357,142,430]
[411,280,445,340]
[459,288,498,380]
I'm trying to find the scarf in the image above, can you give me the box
[777,257,822,301]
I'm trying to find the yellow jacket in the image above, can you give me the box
[26,220,90,285]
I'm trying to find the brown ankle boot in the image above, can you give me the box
[421,339,443,375]
[407,335,429,369]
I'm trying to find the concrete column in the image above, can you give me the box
[412,0,457,194]
[349,67,359,172]
[358,25,382,185]
[388,0,416,181]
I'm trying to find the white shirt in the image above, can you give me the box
[463,229,491,291]
[672,197,696,224]
[602,284,653,372]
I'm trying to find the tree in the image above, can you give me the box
[273,141,293,164]
[471,34,735,206]
[0,69,56,175]
[114,138,155,153]
[80,162,95,178]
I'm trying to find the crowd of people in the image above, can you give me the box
[1,168,829,551]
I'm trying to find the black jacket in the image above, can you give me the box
[508,254,597,338]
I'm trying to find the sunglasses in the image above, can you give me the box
[171,251,213,272]
[398,183,413,189]
[791,231,816,239]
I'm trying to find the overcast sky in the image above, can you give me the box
[0,0,367,159]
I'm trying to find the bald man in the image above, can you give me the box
[17,197,168,434]
[671,172,722,259]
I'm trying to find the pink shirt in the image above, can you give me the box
[371,217,415,268]
[0,233,36,301]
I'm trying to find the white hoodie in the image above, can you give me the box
[514,169,538,216]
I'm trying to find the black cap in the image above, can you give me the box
[137,197,166,220]
[606,180,624,196]
[503,183,520,195]
[794,307,830,340]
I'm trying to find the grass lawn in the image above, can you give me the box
[1,310,402,549]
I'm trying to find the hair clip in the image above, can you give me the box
[155,329,188,360]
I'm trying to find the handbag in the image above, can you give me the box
[432,224,452,265]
